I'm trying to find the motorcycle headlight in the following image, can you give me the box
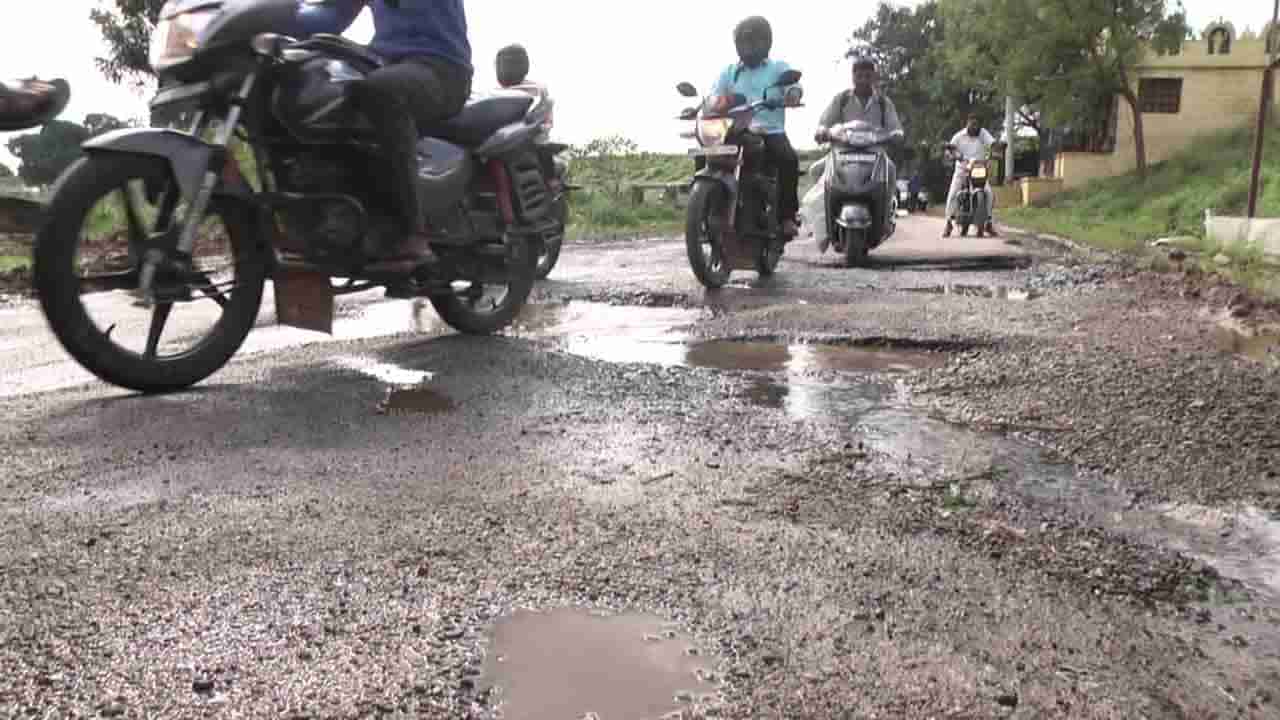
[696,118,731,147]
[149,2,220,73]
[972,165,988,179]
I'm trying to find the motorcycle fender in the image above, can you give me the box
[475,121,541,159]
[691,169,738,202]
[81,127,252,201]
[835,203,873,230]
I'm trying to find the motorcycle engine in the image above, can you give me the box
[273,151,370,264]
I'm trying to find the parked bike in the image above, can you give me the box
[675,69,802,289]
[33,0,557,393]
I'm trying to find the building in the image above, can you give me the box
[1052,20,1279,191]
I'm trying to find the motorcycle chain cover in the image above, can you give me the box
[274,267,335,334]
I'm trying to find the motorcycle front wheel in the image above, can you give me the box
[685,181,731,289]
[33,154,266,394]
[841,226,869,268]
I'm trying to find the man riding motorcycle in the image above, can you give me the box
[708,16,803,238]
[813,55,903,146]
[292,0,473,274]
[944,113,1005,238]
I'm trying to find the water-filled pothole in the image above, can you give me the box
[904,284,1038,301]
[480,609,718,720]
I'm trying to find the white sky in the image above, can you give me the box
[0,0,1272,172]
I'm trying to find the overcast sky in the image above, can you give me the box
[0,0,1273,171]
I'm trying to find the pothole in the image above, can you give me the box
[479,609,720,720]
[904,283,1038,301]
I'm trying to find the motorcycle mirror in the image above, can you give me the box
[678,107,698,120]
[676,82,698,98]
[773,70,802,87]
[0,77,71,132]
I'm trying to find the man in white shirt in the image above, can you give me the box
[944,113,1004,237]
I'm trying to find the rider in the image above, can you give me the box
[813,55,903,145]
[292,0,473,271]
[495,43,531,88]
[709,16,803,238]
[944,113,1004,238]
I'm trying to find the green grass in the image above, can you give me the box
[1004,121,1280,297]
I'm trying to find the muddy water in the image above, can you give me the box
[480,609,716,720]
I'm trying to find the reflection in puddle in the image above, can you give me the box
[740,377,892,422]
[331,355,453,415]
[481,609,716,720]
[687,340,945,374]
[905,284,1038,301]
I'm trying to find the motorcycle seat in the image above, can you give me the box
[426,93,533,147]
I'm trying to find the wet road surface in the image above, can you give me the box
[4,215,1280,718]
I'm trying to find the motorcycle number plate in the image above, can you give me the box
[845,153,877,163]
[688,145,738,157]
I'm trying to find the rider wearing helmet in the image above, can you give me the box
[709,16,803,238]
[293,0,473,272]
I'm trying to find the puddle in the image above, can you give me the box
[480,609,717,720]
[905,284,1038,301]
[331,355,454,415]
[1140,503,1280,598]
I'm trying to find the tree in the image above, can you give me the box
[90,0,166,87]
[3,114,133,188]
[942,0,1188,180]
[83,112,131,137]
[847,2,1001,194]
[6,121,91,188]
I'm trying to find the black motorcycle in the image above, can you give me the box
[816,119,900,267]
[33,0,557,394]
[675,69,802,289]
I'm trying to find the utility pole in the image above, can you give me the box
[1005,94,1017,185]
[1247,0,1280,218]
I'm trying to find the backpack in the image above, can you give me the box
[838,89,887,129]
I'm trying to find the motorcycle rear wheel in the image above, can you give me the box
[34,155,266,394]
[534,197,566,280]
[430,236,537,335]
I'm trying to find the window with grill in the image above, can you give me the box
[1139,78,1182,114]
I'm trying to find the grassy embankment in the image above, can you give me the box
[1003,122,1280,297]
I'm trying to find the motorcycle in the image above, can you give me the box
[895,179,911,214]
[944,144,992,238]
[500,80,579,279]
[0,76,70,234]
[33,0,558,394]
[675,68,802,289]
[815,119,899,267]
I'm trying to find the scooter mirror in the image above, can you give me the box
[676,82,698,98]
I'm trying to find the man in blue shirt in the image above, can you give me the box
[293,0,473,270]
[709,16,802,238]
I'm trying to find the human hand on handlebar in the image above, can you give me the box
[814,126,829,144]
